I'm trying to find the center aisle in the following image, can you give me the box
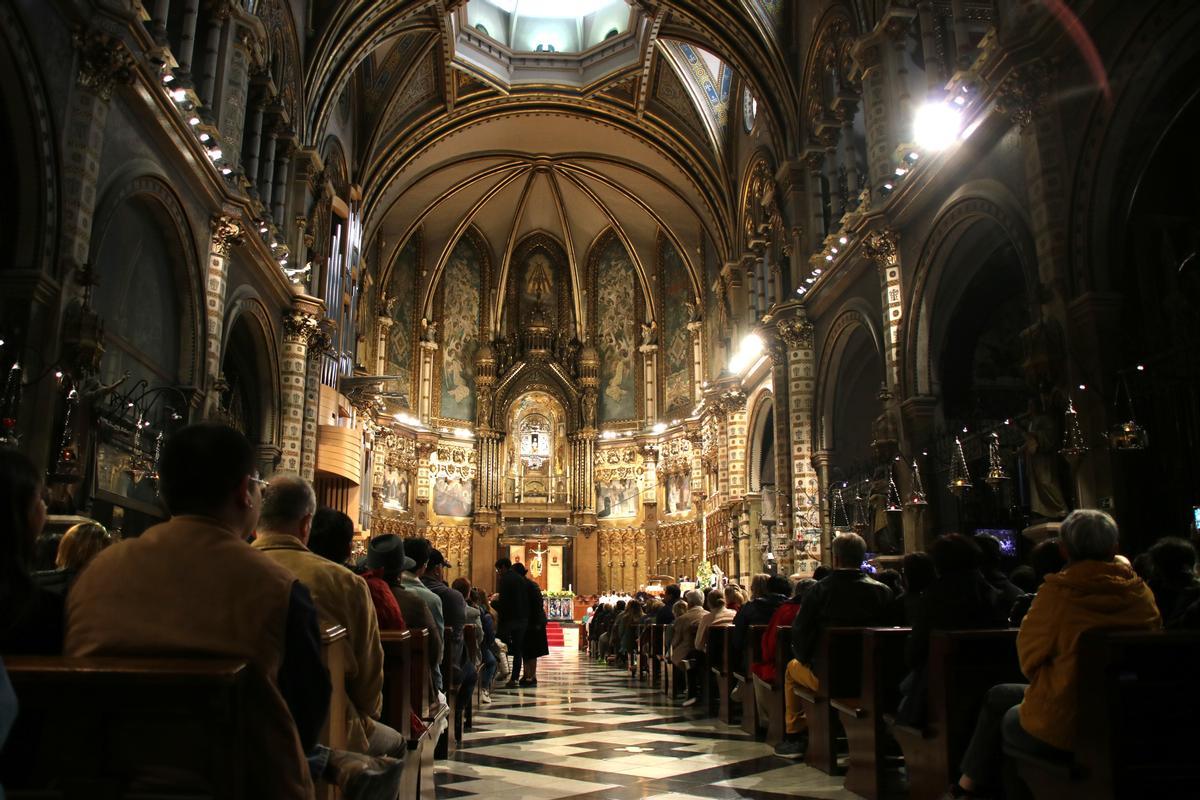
[436,648,857,799]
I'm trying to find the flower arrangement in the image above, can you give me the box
[696,560,715,590]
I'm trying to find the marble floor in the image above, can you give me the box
[436,648,859,800]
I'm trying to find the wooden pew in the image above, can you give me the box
[436,625,462,758]
[320,624,350,750]
[889,629,1022,800]
[660,623,675,696]
[379,629,426,800]
[635,623,652,681]
[649,624,665,686]
[706,626,737,723]
[462,623,478,733]
[792,627,866,773]
[3,656,252,798]
[734,625,767,735]
[750,626,792,745]
[1009,629,1200,800]
[831,627,911,800]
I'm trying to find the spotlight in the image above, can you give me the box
[171,88,187,102]
[1078,384,1086,391]
[805,277,815,284]
[199,132,210,142]
[1136,364,1145,371]
[825,254,834,262]
[221,166,232,175]
[838,236,848,244]
[813,268,822,275]
[882,182,894,191]
[162,73,175,84]
[830,247,839,254]
[913,100,963,151]
[207,148,222,160]
[189,116,200,126]
[895,166,907,176]
[652,422,667,434]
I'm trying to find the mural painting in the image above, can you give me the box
[660,238,692,414]
[384,236,417,399]
[595,236,637,422]
[382,466,410,511]
[434,473,474,517]
[439,235,482,420]
[522,249,558,328]
[664,472,692,515]
[596,477,638,519]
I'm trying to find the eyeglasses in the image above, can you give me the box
[248,475,268,490]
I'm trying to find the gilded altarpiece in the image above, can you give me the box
[598,528,647,595]
[655,521,701,581]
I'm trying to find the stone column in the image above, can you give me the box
[271,133,293,228]
[417,340,437,422]
[176,0,201,76]
[811,449,833,564]
[640,342,657,421]
[840,107,860,205]
[777,308,817,567]
[414,436,437,527]
[203,216,243,414]
[804,151,826,240]
[217,16,256,167]
[720,262,748,345]
[241,83,267,194]
[375,315,393,375]
[864,229,904,391]
[279,299,322,474]
[197,1,229,107]
[917,1,942,91]
[301,319,331,482]
[151,0,172,44]
[257,117,278,206]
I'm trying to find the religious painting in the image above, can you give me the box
[594,236,637,422]
[382,466,409,512]
[384,236,417,400]
[433,473,474,517]
[664,472,692,515]
[439,234,482,420]
[596,477,638,519]
[521,249,558,329]
[660,238,693,415]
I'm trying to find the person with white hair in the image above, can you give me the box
[943,509,1161,799]
[670,589,707,705]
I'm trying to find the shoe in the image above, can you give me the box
[518,678,538,687]
[329,750,405,800]
[773,738,806,759]
[503,680,519,688]
[681,696,698,707]
[481,690,492,704]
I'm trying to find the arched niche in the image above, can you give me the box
[747,390,775,493]
[815,306,883,458]
[501,390,569,503]
[501,232,576,341]
[220,293,282,471]
[89,176,202,392]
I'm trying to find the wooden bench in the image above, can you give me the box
[831,627,911,800]
[649,624,665,686]
[462,622,478,733]
[3,656,253,798]
[382,627,437,799]
[889,629,1022,800]
[792,627,866,773]
[318,624,350,800]
[734,625,767,735]
[1008,628,1200,800]
[750,625,793,745]
[660,623,674,696]
[706,626,736,723]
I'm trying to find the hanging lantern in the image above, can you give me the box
[851,480,869,533]
[985,431,1010,488]
[906,457,928,506]
[886,467,902,512]
[1109,376,1148,451]
[948,437,973,496]
[1,361,23,446]
[1060,399,1088,459]
[832,484,851,531]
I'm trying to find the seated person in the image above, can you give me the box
[694,590,736,651]
[309,507,405,631]
[945,510,1160,799]
[729,574,785,658]
[777,533,893,758]
[64,424,402,799]
[752,578,813,724]
[898,551,937,626]
[253,476,403,758]
[670,590,707,704]
[367,535,443,686]
[36,521,112,596]
[1,450,64,655]
[1147,537,1200,628]
[655,584,683,624]
[1008,537,1067,626]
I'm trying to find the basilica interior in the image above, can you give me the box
[3,0,1198,596]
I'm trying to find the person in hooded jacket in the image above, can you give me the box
[943,510,1160,799]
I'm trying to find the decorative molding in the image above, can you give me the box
[73,27,135,102]
[210,216,244,257]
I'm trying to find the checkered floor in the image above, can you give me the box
[435,649,858,799]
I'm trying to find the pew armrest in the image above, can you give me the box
[830,697,865,719]
[792,685,817,704]
[883,712,930,740]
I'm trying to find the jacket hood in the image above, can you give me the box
[1044,559,1149,612]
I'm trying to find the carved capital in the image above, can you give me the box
[996,61,1051,129]
[306,317,335,355]
[282,309,321,342]
[211,216,244,257]
[863,228,899,267]
[73,28,135,102]
[777,315,815,351]
[717,389,747,416]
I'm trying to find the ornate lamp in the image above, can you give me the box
[1109,376,1148,451]
[985,431,1010,488]
[1060,399,1088,459]
[947,437,973,496]
[906,457,928,506]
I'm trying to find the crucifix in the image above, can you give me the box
[530,543,549,576]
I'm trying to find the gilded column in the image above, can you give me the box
[279,299,321,474]
[203,216,243,413]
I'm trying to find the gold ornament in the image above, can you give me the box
[985,432,1010,488]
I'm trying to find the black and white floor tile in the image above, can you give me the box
[436,649,858,799]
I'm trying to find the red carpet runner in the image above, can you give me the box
[546,621,564,647]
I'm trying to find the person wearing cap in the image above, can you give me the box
[367,535,443,689]
[423,546,477,734]
[252,475,404,759]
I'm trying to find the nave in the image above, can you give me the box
[438,649,853,800]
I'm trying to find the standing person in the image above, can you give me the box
[252,476,403,758]
[494,557,530,687]
[422,547,475,735]
[514,562,549,686]
[62,423,403,799]
[0,449,62,655]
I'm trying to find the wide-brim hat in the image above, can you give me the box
[428,548,454,569]
[367,534,416,573]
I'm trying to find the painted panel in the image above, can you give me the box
[664,472,693,515]
[595,237,637,422]
[595,477,639,519]
[433,474,474,517]
[439,236,482,420]
[385,237,417,402]
[661,239,692,415]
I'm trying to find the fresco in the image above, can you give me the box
[439,235,482,420]
[660,238,692,415]
[594,236,637,422]
[382,466,409,512]
[664,472,692,515]
[433,473,474,517]
[596,477,639,519]
[521,249,558,329]
[384,237,416,400]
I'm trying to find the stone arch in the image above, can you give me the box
[222,288,282,452]
[0,2,57,278]
[746,389,775,493]
[492,362,581,433]
[89,171,204,390]
[904,185,1038,398]
[814,304,883,453]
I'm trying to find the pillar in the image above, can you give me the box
[272,135,292,227]
[258,120,278,206]
[151,0,171,44]
[812,450,833,564]
[203,216,242,413]
[417,340,437,422]
[241,86,266,193]
[301,320,330,482]
[640,342,658,421]
[197,2,228,107]
[864,229,905,391]
[776,308,818,566]
[280,299,321,474]
[176,0,200,76]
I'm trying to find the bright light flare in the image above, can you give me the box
[912,101,963,152]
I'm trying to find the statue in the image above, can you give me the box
[419,317,438,343]
[684,298,702,324]
[1020,391,1069,520]
[640,320,657,347]
[582,388,597,427]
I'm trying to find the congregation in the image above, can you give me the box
[581,515,1200,799]
[0,423,549,799]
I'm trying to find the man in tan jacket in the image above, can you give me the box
[254,475,404,758]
